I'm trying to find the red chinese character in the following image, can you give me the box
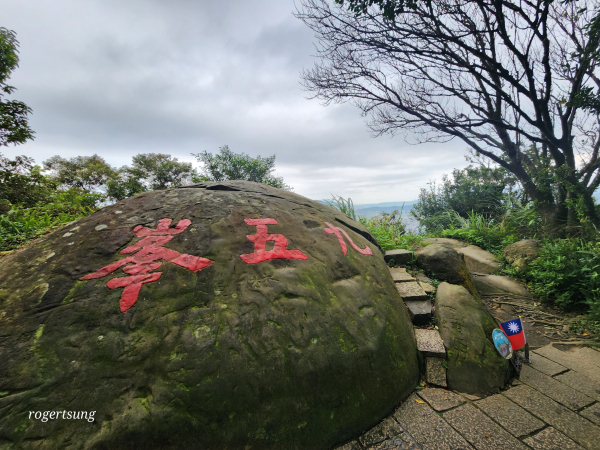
[323,222,373,256]
[240,218,308,264]
[80,218,213,314]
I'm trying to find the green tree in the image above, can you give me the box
[192,145,291,190]
[43,154,118,192]
[411,165,517,232]
[0,153,54,209]
[0,28,34,146]
[107,153,197,201]
[297,0,600,234]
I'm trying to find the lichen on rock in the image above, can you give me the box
[0,181,419,450]
[435,282,512,395]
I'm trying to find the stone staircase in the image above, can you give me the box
[389,267,431,324]
[388,265,449,389]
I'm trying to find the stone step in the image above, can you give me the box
[384,249,414,265]
[456,245,500,274]
[395,281,428,300]
[405,300,432,324]
[414,328,446,358]
[389,267,415,282]
[426,357,448,387]
[418,281,435,294]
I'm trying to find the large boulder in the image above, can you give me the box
[421,237,467,249]
[435,283,512,395]
[416,244,478,298]
[503,239,541,272]
[472,274,531,297]
[456,245,500,275]
[0,181,419,450]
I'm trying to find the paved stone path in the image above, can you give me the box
[335,344,600,450]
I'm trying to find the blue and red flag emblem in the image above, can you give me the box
[500,318,526,350]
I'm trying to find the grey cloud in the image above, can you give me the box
[3,0,473,203]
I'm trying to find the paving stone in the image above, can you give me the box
[418,281,435,294]
[554,370,600,402]
[418,388,464,411]
[580,402,600,426]
[385,249,414,265]
[528,353,568,376]
[426,357,447,387]
[522,427,584,450]
[534,345,600,383]
[459,392,482,401]
[393,393,473,449]
[406,301,432,325]
[389,267,415,282]
[369,437,422,449]
[359,417,404,447]
[414,328,446,357]
[519,365,594,410]
[443,403,528,450]
[334,440,362,450]
[474,394,544,437]
[503,385,600,450]
[396,282,429,300]
[578,346,600,366]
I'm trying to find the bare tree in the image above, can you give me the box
[296,0,600,233]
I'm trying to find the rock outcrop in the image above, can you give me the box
[0,181,419,450]
[435,283,512,395]
[472,274,531,297]
[416,244,478,298]
[504,239,541,272]
[456,245,500,274]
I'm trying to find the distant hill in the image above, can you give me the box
[317,200,420,231]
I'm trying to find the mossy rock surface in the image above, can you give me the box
[0,181,419,450]
[503,239,541,272]
[435,282,512,395]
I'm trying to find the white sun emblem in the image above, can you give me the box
[508,322,520,333]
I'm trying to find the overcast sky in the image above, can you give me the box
[2,0,470,204]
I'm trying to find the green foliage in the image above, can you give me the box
[565,6,600,114]
[0,188,99,251]
[439,212,521,255]
[411,165,516,233]
[43,154,117,191]
[324,194,420,252]
[517,239,600,319]
[358,210,408,251]
[107,153,197,201]
[0,28,34,146]
[192,145,290,190]
[324,195,357,220]
[0,153,55,207]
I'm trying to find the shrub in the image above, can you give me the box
[411,165,516,232]
[521,239,600,318]
[359,210,409,251]
[0,188,100,251]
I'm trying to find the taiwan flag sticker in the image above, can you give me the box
[500,318,526,351]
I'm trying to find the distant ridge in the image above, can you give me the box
[354,200,417,209]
